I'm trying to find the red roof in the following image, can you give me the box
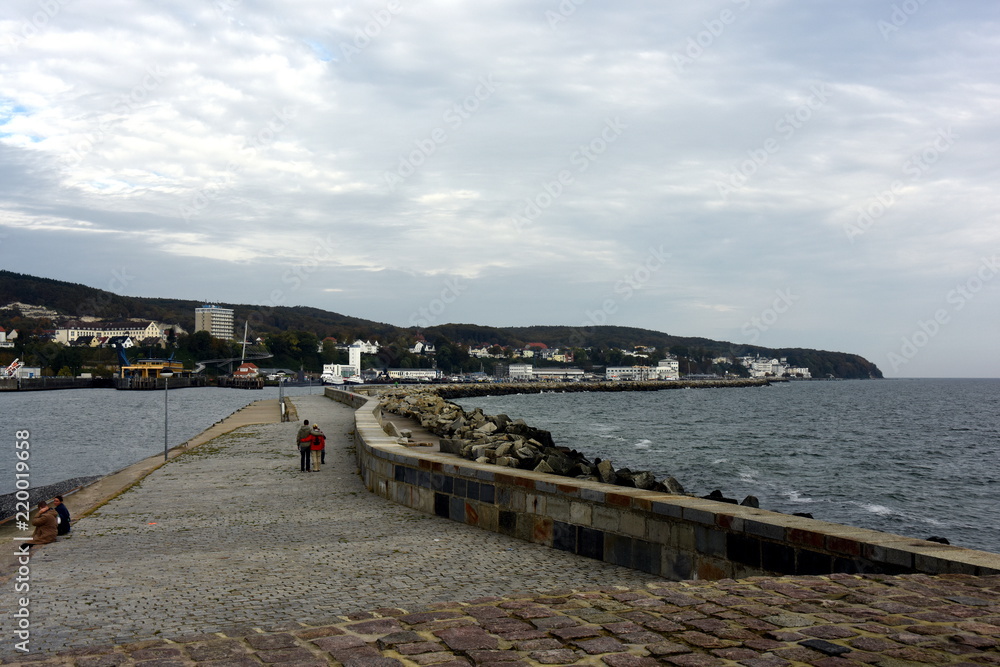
[526,342,548,349]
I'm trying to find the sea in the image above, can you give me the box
[0,384,324,509]
[455,379,1000,555]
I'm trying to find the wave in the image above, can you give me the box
[633,439,652,449]
[784,489,814,503]
[857,502,895,517]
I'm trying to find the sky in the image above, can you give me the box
[1,1,998,378]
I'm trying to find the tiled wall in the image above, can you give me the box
[328,388,1000,580]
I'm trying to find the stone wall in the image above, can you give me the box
[327,387,1000,580]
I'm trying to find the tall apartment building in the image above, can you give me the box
[194,305,234,340]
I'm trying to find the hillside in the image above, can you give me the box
[0,271,883,378]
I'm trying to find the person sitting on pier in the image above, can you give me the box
[20,501,58,552]
[296,419,312,472]
[309,423,326,472]
[52,495,71,536]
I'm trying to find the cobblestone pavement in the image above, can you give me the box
[6,574,1000,666]
[3,395,998,665]
[1,396,661,657]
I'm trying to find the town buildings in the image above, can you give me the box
[194,305,234,340]
[738,355,811,378]
[606,356,680,381]
[53,320,174,346]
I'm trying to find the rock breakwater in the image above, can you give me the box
[378,386,687,494]
[434,377,775,401]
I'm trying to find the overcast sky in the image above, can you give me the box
[1,1,998,377]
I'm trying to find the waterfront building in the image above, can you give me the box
[322,363,358,381]
[738,355,811,378]
[508,363,533,380]
[657,356,680,380]
[606,366,655,381]
[119,358,187,379]
[233,362,260,377]
[606,357,679,381]
[195,305,234,340]
[386,368,441,381]
[532,367,585,381]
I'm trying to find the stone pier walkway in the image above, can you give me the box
[1,395,998,665]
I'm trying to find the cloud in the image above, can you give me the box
[0,0,999,376]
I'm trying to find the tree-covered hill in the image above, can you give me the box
[0,271,882,378]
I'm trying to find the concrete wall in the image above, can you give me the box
[327,387,1000,580]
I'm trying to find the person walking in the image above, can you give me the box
[309,423,325,472]
[296,419,313,472]
[52,495,71,536]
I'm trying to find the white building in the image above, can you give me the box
[606,366,654,381]
[195,305,234,340]
[508,363,533,380]
[656,357,680,380]
[352,339,380,354]
[386,368,441,381]
[0,326,16,349]
[322,344,365,383]
[606,357,679,381]
[739,355,811,378]
[533,367,585,381]
[410,340,435,355]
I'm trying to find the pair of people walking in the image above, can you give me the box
[295,419,326,472]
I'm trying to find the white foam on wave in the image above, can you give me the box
[712,458,729,465]
[785,490,814,503]
[848,501,945,526]
[633,439,653,449]
[859,503,895,517]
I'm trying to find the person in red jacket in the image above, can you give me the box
[309,424,325,472]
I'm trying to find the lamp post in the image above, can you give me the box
[161,370,173,461]
[278,376,285,421]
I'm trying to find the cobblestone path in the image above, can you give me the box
[1,395,661,656]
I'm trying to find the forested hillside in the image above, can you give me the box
[0,271,883,378]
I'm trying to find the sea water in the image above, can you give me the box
[455,379,1000,554]
[0,384,324,498]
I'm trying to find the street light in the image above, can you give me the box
[161,370,173,461]
[278,376,285,422]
